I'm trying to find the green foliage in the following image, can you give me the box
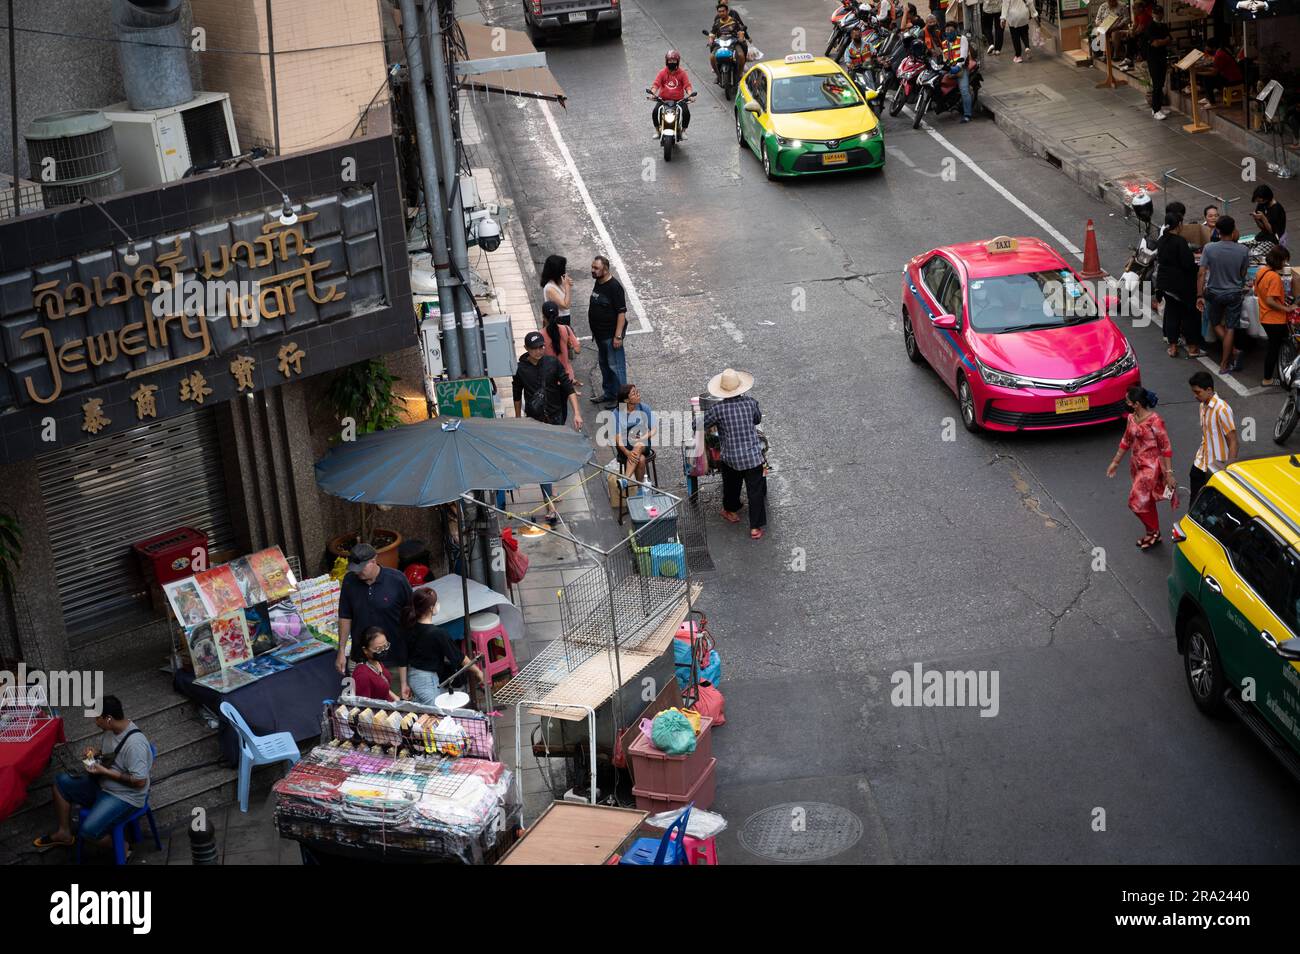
[0,510,21,588]
[327,359,403,435]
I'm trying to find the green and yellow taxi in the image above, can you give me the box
[1169,455,1300,777]
[734,53,884,180]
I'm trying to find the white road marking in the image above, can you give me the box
[904,107,1084,258]
[539,100,653,336]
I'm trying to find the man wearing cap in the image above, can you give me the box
[335,544,415,700]
[703,368,767,540]
[514,330,583,526]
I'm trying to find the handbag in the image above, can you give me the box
[504,544,529,585]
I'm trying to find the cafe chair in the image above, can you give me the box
[618,804,692,866]
[75,744,161,866]
[220,701,300,813]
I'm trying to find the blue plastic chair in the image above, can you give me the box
[618,804,692,866]
[220,700,300,813]
[75,743,161,866]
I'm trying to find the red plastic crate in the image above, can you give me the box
[632,757,716,814]
[627,717,714,795]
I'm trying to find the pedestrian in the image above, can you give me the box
[33,695,153,853]
[940,20,974,123]
[1255,245,1297,386]
[541,300,581,393]
[1143,4,1171,119]
[1250,185,1287,247]
[704,367,768,540]
[1106,386,1176,549]
[352,627,400,702]
[335,543,415,700]
[513,330,583,526]
[1197,214,1249,373]
[1202,205,1220,244]
[1187,370,1238,501]
[613,383,656,485]
[928,0,946,30]
[402,588,484,706]
[540,254,572,327]
[1155,208,1201,357]
[983,0,1004,55]
[588,255,628,408]
[1001,0,1036,63]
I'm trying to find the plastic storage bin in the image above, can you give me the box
[627,717,714,794]
[632,757,717,814]
[628,493,678,547]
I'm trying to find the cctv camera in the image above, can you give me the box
[476,217,502,253]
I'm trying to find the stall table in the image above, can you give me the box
[497,802,647,865]
[0,718,64,821]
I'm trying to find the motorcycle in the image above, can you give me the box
[648,89,695,162]
[1118,191,1158,322]
[826,2,871,60]
[911,52,981,129]
[1273,351,1300,444]
[878,24,923,102]
[887,34,929,118]
[704,28,742,101]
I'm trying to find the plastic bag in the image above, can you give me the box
[646,807,728,839]
[651,709,697,755]
[505,545,529,585]
[670,706,702,734]
[693,681,727,727]
[674,642,722,688]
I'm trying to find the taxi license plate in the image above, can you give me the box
[1055,396,1090,414]
[822,152,849,166]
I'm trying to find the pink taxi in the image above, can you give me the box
[900,236,1141,432]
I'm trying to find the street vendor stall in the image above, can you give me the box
[273,694,520,863]
[497,802,646,865]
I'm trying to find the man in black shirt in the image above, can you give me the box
[334,543,415,698]
[588,255,628,407]
[1251,185,1287,246]
[513,331,583,525]
[1144,4,1171,119]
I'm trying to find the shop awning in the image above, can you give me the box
[454,20,566,105]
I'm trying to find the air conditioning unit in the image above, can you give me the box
[101,92,239,189]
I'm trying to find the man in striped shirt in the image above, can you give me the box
[1188,371,1238,501]
[703,368,768,540]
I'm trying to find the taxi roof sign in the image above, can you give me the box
[785,53,816,63]
[985,236,1019,254]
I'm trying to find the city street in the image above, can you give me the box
[475,0,1300,862]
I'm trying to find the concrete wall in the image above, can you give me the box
[0,0,203,182]
[188,0,391,156]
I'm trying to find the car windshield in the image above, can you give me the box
[771,73,862,113]
[966,270,1102,334]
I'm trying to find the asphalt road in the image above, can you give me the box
[475,0,1300,862]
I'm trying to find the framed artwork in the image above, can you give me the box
[244,603,278,656]
[184,622,222,678]
[194,668,258,693]
[272,638,333,664]
[194,566,245,618]
[164,578,212,627]
[268,598,307,646]
[235,655,291,678]
[248,547,295,601]
[211,610,252,669]
[229,557,267,606]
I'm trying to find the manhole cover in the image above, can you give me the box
[738,802,863,863]
[1060,132,1127,155]
[995,88,1048,106]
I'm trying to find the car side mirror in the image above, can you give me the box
[932,313,958,330]
[864,89,879,101]
[744,101,762,114]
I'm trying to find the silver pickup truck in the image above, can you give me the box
[523,0,622,43]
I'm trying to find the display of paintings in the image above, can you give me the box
[235,654,292,679]
[229,557,267,607]
[184,622,223,678]
[164,578,211,628]
[211,610,252,669]
[194,566,245,618]
[271,638,333,664]
[268,599,308,646]
[249,547,296,601]
[244,603,278,656]
[294,576,341,639]
[194,668,258,693]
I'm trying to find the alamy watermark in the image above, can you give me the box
[0,665,103,717]
[890,663,1000,717]
[150,278,264,324]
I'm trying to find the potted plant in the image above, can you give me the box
[325,359,404,568]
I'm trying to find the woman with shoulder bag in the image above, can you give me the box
[1154,208,1202,358]
[1001,0,1036,62]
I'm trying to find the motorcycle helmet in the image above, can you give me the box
[665,49,681,68]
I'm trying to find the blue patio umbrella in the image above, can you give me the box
[314,415,594,507]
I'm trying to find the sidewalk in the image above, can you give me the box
[979,50,1300,219]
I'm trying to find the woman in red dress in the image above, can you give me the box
[1106,386,1177,549]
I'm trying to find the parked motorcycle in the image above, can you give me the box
[911,52,981,129]
[879,24,923,103]
[826,2,871,60]
[705,29,742,101]
[1273,352,1300,444]
[648,89,695,162]
[1118,191,1158,322]
[887,34,929,117]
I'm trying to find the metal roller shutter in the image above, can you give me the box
[37,407,238,637]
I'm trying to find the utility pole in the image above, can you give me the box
[398,0,462,377]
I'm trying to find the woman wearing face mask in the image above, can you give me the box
[353,627,400,701]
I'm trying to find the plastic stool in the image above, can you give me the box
[468,611,518,683]
[683,834,718,866]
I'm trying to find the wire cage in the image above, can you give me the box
[0,684,55,743]
[324,694,496,762]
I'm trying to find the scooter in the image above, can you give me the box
[1273,352,1300,443]
[648,89,696,162]
[826,2,871,60]
[911,53,981,129]
[887,34,929,117]
[879,24,923,102]
[705,29,742,101]
[1118,190,1158,321]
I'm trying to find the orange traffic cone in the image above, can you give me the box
[1080,219,1106,280]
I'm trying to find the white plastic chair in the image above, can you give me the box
[219,700,300,813]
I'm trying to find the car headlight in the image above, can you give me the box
[860,128,882,142]
[974,355,1030,389]
[775,136,802,149]
[1100,341,1137,377]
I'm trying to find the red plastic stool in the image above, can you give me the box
[468,612,518,684]
[683,834,718,866]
